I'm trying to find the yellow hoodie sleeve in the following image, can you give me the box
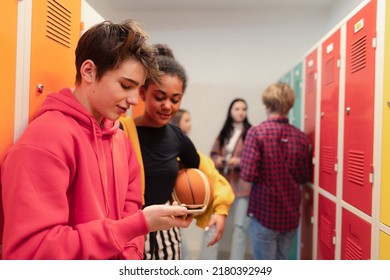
[119,116,145,204]
[194,151,235,229]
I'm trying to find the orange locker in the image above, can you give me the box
[304,49,318,183]
[317,195,336,259]
[300,185,313,259]
[132,98,145,118]
[0,0,81,260]
[319,29,340,196]
[0,1,18,163]
[29,0,81,121]
[0,0,18,260]
[343,0,376,216]
[341,208,371,259]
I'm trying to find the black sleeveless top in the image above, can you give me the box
[136,124,200,206]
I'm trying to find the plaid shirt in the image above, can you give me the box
[240,117,311,232]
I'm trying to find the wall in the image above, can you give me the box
[81,0,105,32]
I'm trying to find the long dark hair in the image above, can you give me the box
[217,98,252,149]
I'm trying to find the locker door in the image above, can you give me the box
[379,231,390,260]
[304,49,318,183]
[381,0,390,228]
[0,0,18,162]
[292,62,303,130]
[300,185,313,259]
[29,0,81,122]
[343,0,376,215]
[317,195,336,260]
[0,0,18,260]
[341,208,371,259]
[319,29,340,196]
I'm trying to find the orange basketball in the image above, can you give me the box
[172,168,213,215]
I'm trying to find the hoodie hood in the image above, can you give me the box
[36,88,119,136]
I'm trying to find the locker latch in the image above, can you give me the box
[369,164,374,184]
[37,84,44,94]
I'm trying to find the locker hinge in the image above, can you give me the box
[337,59,341,69]
[310,216,315,224]
[312,157,316,165]
[334,163,338,172]
[372,37,377,49]
[332,236,336,245]
[369,165,374,184]
[369,172,374,184]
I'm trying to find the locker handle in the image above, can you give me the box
[345,107,351,115]
[37,84,44,94]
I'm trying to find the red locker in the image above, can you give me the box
[304,49,318,183]
[341,208,371,259]
[300,185,313,259]
[317,195,336,260]
[343,0,376,215]
[319,29,340,196]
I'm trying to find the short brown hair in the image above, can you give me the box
[262,83,295,116]
[75,20,160,85]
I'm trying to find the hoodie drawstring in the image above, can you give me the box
[90,117,110,217]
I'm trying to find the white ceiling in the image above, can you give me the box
[86,0,339,14]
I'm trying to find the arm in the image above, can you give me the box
[240,127,261,183]
[210,138,225,169]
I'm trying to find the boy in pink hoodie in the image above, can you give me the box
[0,20,192,260]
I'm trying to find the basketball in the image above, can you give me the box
[172,168,213,215]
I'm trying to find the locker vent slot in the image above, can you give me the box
[347,150,365,186]
[324,57,335,85]
[350,36,366,74]
[321,146,334,175]
[319,215,333,248]
[46,0,72,48]
[306,71,315,94]
[345,237,362,260]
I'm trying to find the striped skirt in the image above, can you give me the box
[144,227,182,260]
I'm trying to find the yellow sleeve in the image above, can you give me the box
[119,116,145,205]
[194,151,235,229]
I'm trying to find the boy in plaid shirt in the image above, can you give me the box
[240,83,311,260]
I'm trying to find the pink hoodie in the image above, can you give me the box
[1,88,148,259]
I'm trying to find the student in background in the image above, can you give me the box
[120,44,234,260]
[0,20,192,260]
[171,109,192,135]
[200,98,252,260]
[240,83,311,260]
